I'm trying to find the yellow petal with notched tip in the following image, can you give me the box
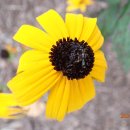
[67,76,95,113]
[65,13,83,40]
[17,50,50,73]
[36,9,68,42]
[46,77,70,121]
[13,25,53,51]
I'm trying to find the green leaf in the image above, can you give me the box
[0,84,8,92]
[112,3,130,72]
[107,0,120,5]
[98,5,120,38]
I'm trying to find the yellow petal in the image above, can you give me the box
[17,50,50,73]
[67,0,93,12]
[94,50,108,69]
[57,78,70,121]
[90,50,107,82]
[90,66,106,82]
[78,76,95,104]
[0,93,24,119]
[0,107,24,119]
[65,13,84,40]
[36,9,68,42]
[7,64,62,106]
[80,5,87,12]
[79,17,97,43]
[84,0,93,4]
[46,77,65,119]
[68,79,83,113]
[46,77,70,121]
[13,25,53,51]
[68,76,95,113]
[66,5,78,12]
[45,80,61,119]
[87,25,104,51]
[0,93,18,106]
[68,0,81,5]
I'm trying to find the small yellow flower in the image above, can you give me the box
[67,0,93,12]
[0,93,24,119]
[7,9,107,121]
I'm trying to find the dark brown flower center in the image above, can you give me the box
[49,38,94,80]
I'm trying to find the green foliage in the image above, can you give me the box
[98,2,130,72]
[98,5,120,38]
[107,0,120,5]
[0,84,8,92]
[112,4,130,72]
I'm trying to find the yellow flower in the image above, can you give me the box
[7,9,107,121]
[67,0,93,12]
[0,93,24,119]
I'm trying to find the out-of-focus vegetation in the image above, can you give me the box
[98,0,130,72]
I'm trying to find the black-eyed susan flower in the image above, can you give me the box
[67,0,93,12]
[0,93,24,118]
[7,9,107,121]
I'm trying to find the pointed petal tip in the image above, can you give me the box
[36,9,56,21]
[13,24,28,41]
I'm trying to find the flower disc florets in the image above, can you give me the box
[49,38,94,80]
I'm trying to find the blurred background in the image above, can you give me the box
[0,0,130,129]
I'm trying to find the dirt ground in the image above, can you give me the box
[0,0,130,130]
